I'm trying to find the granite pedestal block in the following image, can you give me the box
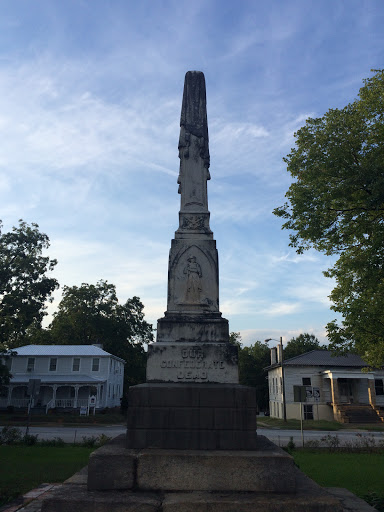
[126,383,257,450]
[156,313,229,344]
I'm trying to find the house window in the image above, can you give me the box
[92,358,100,372]
[49,358,57,371]
[303,404,313,420]
[375,379,384,396]
[27,358,35,372]
[72,358,80,372]
[302,377,311,386]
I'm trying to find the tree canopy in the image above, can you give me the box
[274,69,384,366]
[230,333,270,410]
[44,280,154,388]
[283,333,326,361]
[0,220,58,349]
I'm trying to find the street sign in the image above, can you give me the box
[293,385,307,402]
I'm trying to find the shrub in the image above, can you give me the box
[284,436,296,453]
[0,426,23,445]
[23,434,39,446]
[39,437,66,447]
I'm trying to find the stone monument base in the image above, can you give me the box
[126,383,257,450]
[41,435,351,512]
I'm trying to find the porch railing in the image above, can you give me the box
[48,398,93,409]
[2,397,97,410]
[0,398,29,408]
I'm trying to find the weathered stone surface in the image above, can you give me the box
[127,383,257,408]
[41,485,161,512]
[87,439,136,491]
[146,343,238,383]
[326,487,377,511]
[64,466,88,485]
[155,71,230,348]
[162,239,220,317]
[137,447,295,492]
[126,384,257,450]
[156,314,229,344]
[162,490,343,512]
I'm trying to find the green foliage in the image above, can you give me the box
[0,220,58,350]
[0,426,23,445]
[229,331,242,346]
[283,333,326,360]
[273,70,384,366]
[39,280,154,390]
[231,333,270,410]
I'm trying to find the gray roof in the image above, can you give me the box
[283,350,367,367]
[13,345,123,361]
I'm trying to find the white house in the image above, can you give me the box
[267,348,384,423]
[0,345,125,413]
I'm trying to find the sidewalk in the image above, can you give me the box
[0,484,62,512]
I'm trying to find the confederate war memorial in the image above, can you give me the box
[41,72,365,512]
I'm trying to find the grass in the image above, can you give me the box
[0,445,94,507]
[293,450,384,506]
[258,416,384,431]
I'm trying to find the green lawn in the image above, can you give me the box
[293,450,384,498]
[0,445,94,507]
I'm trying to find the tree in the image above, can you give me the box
[283,333,326,361]
[0,220,58,349]
[230,333,270,410]
[44,280,154,389]
[273,69,384,366]
[0,350,11,386]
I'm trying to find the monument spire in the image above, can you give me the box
[176,71,212,238]
[148,69,233,376]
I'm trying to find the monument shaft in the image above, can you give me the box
[149,71,235,385]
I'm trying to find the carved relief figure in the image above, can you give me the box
[184,256,202,302]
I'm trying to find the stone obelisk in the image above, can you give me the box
[147,71,238,384]
[126,71,257,450]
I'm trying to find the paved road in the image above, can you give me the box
[3,424,384,446]
[4,425,126,443]
[258,427,384,447]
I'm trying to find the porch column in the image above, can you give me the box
[96,384,101,407]
[74,385,79,408]
[7,386,12,406]
[368,379,376,407]
[52,385,57,407]
[330,377,340,421]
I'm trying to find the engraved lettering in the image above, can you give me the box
[161,361,167,368]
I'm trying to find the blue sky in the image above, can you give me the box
[1,1,383,347]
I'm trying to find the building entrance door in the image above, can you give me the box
[338,378,354,403]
